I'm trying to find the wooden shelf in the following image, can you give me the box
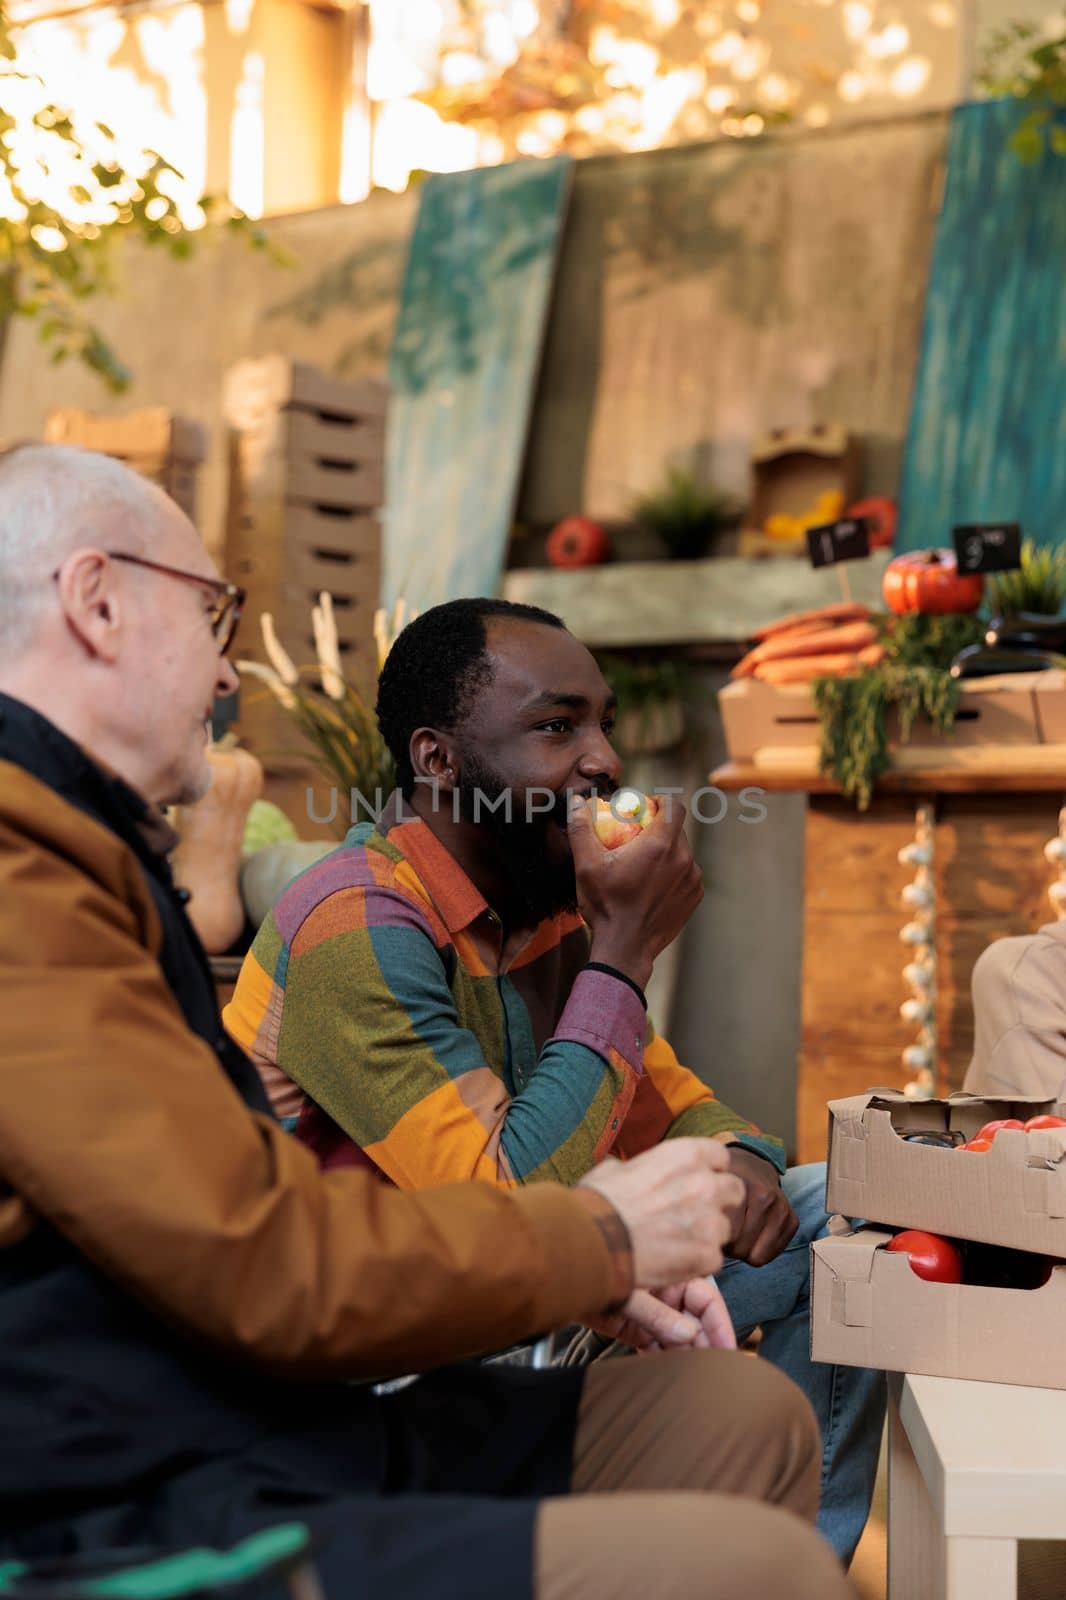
[502,553,890,649]
[711,760,1066,796]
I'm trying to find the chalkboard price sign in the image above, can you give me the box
[806,518,871,570]
[952,523,1022,575]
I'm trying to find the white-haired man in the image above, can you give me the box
[0,445,854,1600]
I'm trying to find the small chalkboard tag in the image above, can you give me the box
[806,518,871,569]
[952,522,1022,575]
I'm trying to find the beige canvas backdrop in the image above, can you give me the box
[0,108,948,565]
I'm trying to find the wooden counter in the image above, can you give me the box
[712,762,1066,1164]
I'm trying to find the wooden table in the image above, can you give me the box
[888,1372,1066,1599]
[712,762,1066,1164]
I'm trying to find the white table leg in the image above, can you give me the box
[945,1537,1016,1600]
[888,1379,944,1600]
[889,1378,1019,1600]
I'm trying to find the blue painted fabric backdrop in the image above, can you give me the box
[897,100,1066,553]
[383,155,573,614]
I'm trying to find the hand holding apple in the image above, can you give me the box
[568,791,702,992]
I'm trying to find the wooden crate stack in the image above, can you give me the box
[43,408,206,523]
[223,355,386,770]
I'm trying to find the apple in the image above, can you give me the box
[591,789,657,850]
[885,1229,963,1283]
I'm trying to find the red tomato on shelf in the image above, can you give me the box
[846,495,897,550]
[959,1137,994,1153]
[884,1230,964,1283]
[545,516,610,569]
[1024,1114,1066,1131]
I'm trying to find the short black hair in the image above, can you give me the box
[376,597,566,795]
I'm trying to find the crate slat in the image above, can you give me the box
[224,356,387,431]
[44,407,205,464]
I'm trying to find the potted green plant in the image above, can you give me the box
[596,654,688,756]
[632,467,743,561]
[987,540,1066,618]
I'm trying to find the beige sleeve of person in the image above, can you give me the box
[964,923,1066,1101]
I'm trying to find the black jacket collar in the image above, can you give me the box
[0,691,176,879]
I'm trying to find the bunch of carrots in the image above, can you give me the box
[732,602,886,684]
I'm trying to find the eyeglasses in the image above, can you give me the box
[106,552,245,655]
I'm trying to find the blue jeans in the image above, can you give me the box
[715,1162,885,1567]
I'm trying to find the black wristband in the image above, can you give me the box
[584,961,648,1010]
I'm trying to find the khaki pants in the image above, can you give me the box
[537,1349,856,1600]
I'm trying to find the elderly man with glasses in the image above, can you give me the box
[0,444,855,1600]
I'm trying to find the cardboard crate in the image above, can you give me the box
[239,404,386,464]
[811,1222,1066,1389]
[44,407,205,522]
[223,357,386,769]
[223,355,387,432]
[44,407,205,465]
[234,412,385,512]
[719,670,1066,765]
[826,1090,1066,1257]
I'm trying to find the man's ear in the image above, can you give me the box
[56,549,123,664]
[409,727,461,791]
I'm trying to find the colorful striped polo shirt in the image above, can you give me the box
[224,792,784,1189]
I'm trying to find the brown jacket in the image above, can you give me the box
[0,739,628,1386]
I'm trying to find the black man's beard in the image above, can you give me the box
[456,753,579,924]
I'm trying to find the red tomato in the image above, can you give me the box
[1024,1115,1066,1131]
[959,1137,994,1153]
[974,1119,1025,1141]
[882,549,985,615]
[846,496,897,551]
[546,516,610,569]
[885,1230,964,1283]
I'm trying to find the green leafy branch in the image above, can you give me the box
[0,1,284,390]
[812,613,985,809]
[978,16,1066,161]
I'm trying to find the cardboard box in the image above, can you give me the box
[826,1091,1066,1257]
[719,671,1066,765]
[811,1222,1066,1389]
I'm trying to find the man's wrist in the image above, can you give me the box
[570,1186,635,1310]
[587,938,652,993]
[727,1142,782,1181]
[584,961,647,1010]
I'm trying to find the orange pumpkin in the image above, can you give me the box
[882,549,984,616]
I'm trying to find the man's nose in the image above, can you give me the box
[216,655,241,699]
[576,729,623,787]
